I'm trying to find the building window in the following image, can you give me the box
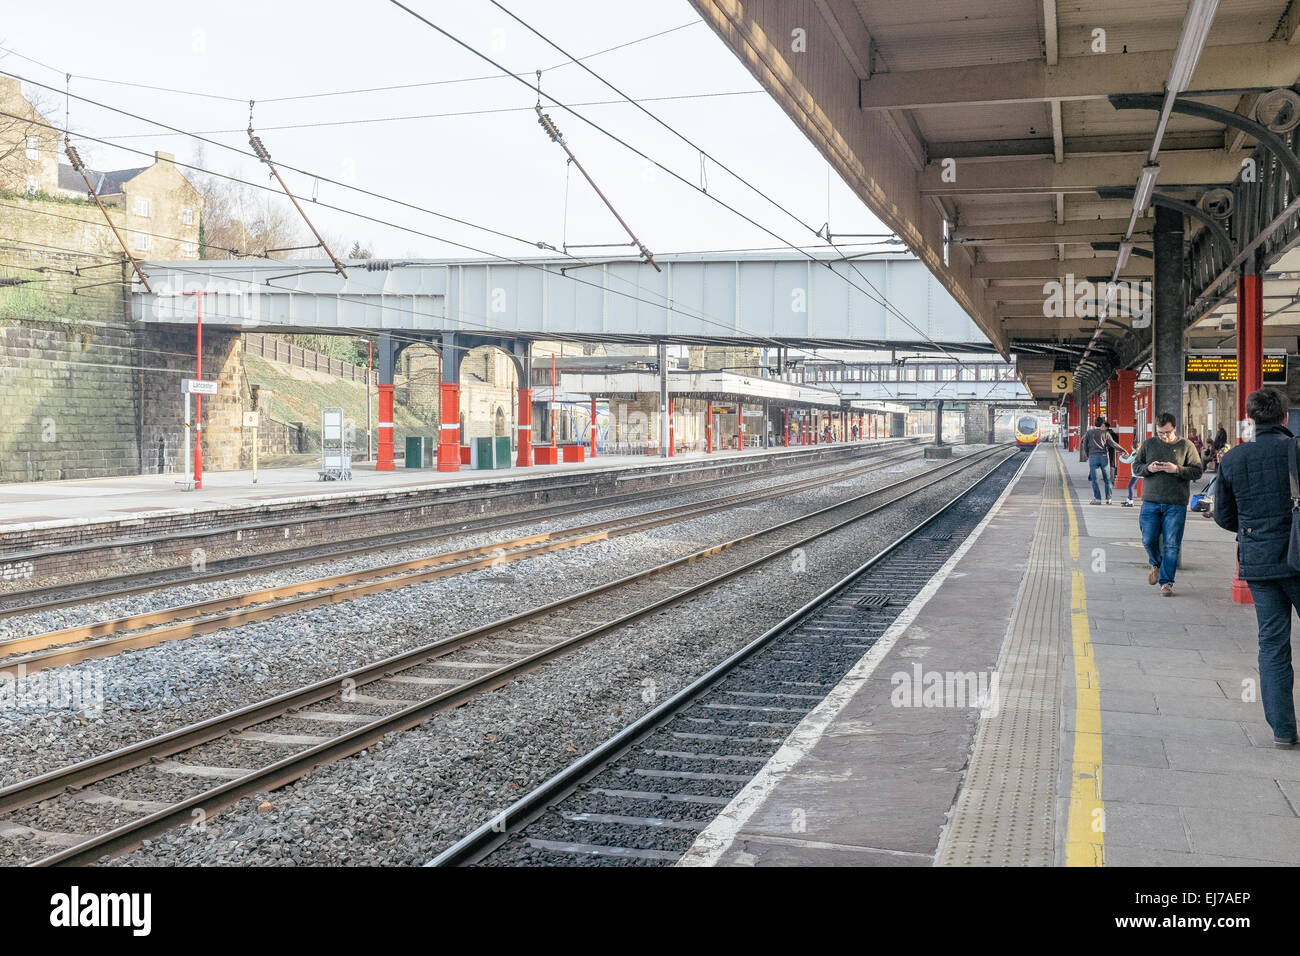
[940,366,957,381]
[135,198,151,217]
[25,136,38,161]
[181,241,197,258]
[135,233,151,252]
[919,365,936,381]
[904,366,917,381]
[979,365,996,381]
[181,208,194,225]
[959,366,976,381]
[25,176,38,195]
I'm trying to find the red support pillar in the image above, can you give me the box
[516,388,533,467]
[437,382,461,471]
[1237,271,1263,442]
[1109,371,1137,484]
[377,384,395,471]
[668,398,675,457]
[590,397,598,458]
[783,408,789,447]
[1233,269,1265,604]
[706,401,713,453]
[1067,395,1080,452]
[737,403,744,450]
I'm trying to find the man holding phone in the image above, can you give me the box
[1132,412,1204,596]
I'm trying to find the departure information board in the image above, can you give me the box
[1184,351,1287,384]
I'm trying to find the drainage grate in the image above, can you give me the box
[853,594,891,609]
[924,532,953,542]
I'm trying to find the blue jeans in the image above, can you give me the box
[1138,502,1186,585]
[1245,578,1300,741]
[1088,453,1112,501]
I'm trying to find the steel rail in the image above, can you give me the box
[427,447,1030,866]
[0,440,917,617]
[15,446,1012,865]
[0,447,926,669]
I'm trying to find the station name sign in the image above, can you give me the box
[1184,351,1287,384]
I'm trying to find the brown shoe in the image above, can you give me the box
[1148,565,1159,586]
[1161,583,1174,597]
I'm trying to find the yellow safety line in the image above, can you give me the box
[1057,450,1106,866]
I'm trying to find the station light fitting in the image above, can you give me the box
[1133,164,1161,214]
[1116,240,1134,271]
[1166,0,1219,95]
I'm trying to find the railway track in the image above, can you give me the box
[0,445,929,671]
[429,449,1028,867]
[2,444,1013,867]
[1,440,918,616]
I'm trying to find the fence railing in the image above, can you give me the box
[244,333,372,383]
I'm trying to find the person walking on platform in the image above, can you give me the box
[1118,443,1140,507]
[1083,416,1124,505]
[1213,387,1300,746]
[1105,419,1122,484]
[1133,412,1203,596]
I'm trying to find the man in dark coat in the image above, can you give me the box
[1214,387,1299,747]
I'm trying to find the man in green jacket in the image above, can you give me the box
[1132,412,1204,596]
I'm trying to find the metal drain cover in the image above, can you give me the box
[854,594,891,609]
[924,532,953,541]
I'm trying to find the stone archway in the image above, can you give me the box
[457,343,521,444]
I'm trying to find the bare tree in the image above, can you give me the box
[0,63,62,196]
[189,151,308,260]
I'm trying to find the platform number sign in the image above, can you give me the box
[1051,371,1073,394]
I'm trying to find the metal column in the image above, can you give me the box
[1152,204,1185,430]
[1236,259,1263,442]
[657,343,669,458]
[376,332,396,471]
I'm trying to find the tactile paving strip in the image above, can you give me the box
[936,460,1065,866]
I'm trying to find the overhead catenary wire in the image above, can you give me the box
[0,103,834,347]
[389,0,961,365]
[0,20,703,107]
[2,64,944,356]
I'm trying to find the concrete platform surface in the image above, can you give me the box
[681,443,1297,866]
[0,439,909,533]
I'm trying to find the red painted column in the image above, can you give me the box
[1067,395,1080,452]
[668,398,675,457]
[377,384,395,471]
[1109,371,1137,484]
[1233,270,1265,604]
[516,388,533,467]
[1237,272,1263,442]
[590,398,598,458]
[706,401,713,453]
[783,408,789,447]
[737,403,744,451]
[437,382,461,472]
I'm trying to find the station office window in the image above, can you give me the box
[919,365,936,381]
[959,366,976,381]
[940,366,957,381]
[979,365,996,381]
[904,366,917,381]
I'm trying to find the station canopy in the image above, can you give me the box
[689,0,1300,402]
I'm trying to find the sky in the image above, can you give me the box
[0,0,893,264]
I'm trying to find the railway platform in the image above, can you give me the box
[0,440,909,533]
[682,443,1297,867]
